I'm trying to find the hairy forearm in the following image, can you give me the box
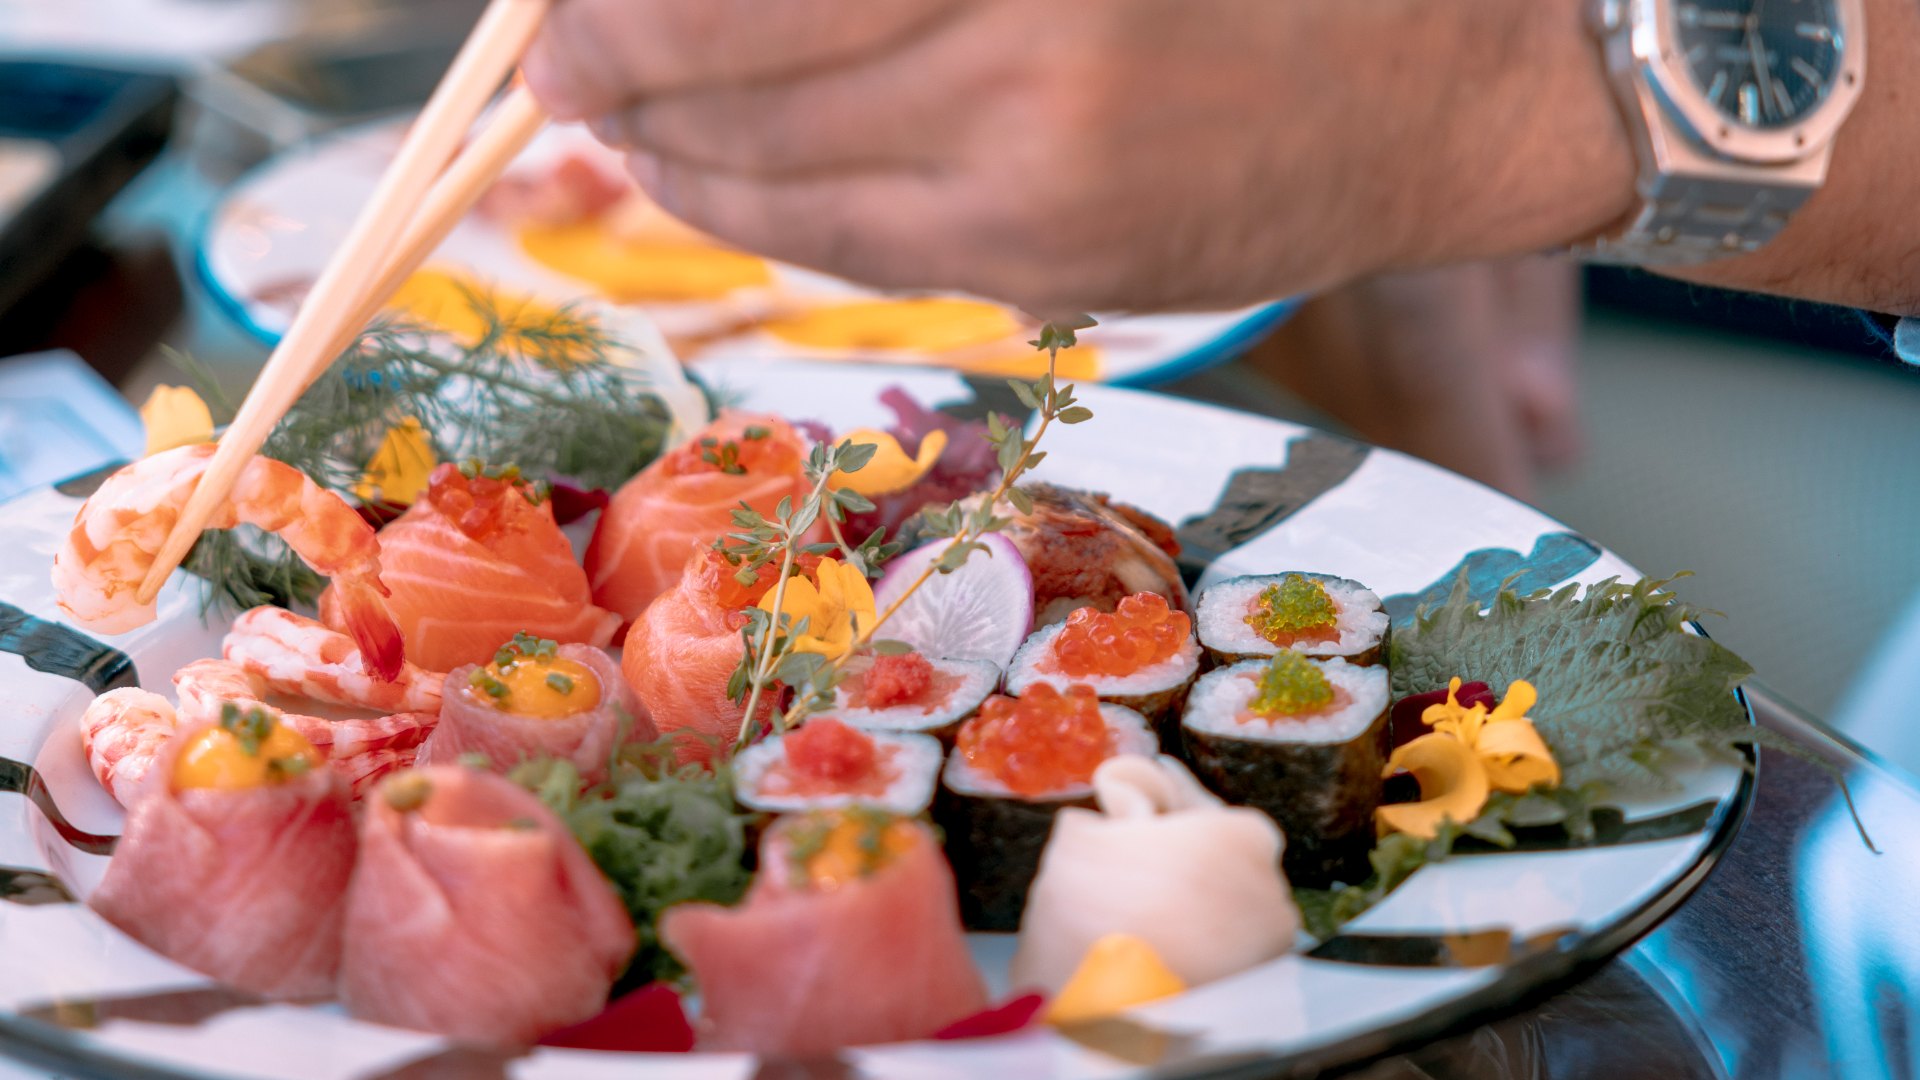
[1393,0,1920,315]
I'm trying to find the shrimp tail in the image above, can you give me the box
[334,581,406,682]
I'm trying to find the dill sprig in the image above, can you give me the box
[178,289,681,612]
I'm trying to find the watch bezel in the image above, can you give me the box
[1629,0,1866,164]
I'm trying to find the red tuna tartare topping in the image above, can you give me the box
[1048,593,1191,678]
[959,685,1108,795]
[862,652,934,708]
[785,719,881,788]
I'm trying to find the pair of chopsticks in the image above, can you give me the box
[136,0,554,605]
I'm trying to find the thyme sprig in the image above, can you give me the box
[763,316,1098,731]
[177,291,680,612]
[718,438,881,746]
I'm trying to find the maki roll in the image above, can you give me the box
[1005,592,1200,732]
[1179,654,1389,887]
[807,651,999,744]
[734,719,943,817]
[1196,573,1389,666]
[937,685,1157,930]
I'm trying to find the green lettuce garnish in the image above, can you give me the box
[512,738,753,988]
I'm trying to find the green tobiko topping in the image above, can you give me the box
[1249,651,1335,716]
[1246,575,1338,643]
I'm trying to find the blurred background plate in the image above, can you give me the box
[196,117,1298,387]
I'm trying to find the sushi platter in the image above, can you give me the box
[196,119,1293,386]
[0,357,1756,1080]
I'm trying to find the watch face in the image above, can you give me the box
[1676,0,1844,129]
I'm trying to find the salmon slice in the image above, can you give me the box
[340,767,634,1045]
[323,464,619,673]
[622,549,768,766]
[89,721,357,1000]
[586,413,811,628]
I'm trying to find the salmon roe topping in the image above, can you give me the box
[1246,575,1339,646]
[1047,593,1191,677]
[659,416,801,477]
[958,684,1109,795]
[424,462,551,542]
[785,719,879,785]
[863,652,934,708]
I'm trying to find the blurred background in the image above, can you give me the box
[3,0,1916,760]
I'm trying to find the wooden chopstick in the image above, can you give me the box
[336,86,548,356]
[136,0,551,605]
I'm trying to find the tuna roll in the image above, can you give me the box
[936,686,1157,930]
[90,708,354,1000]
[1005,592,1200,729]
[661,810,987,1056]
[418,633,649,786]
[807,651,999,744]
[734,719,943,817]
[1012,755,1299,993]
[1180,654,1390,887]
[1196,573,1388,666]
[340,766,634,1045]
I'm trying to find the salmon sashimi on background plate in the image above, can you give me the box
[586,412,811,628]
[323,463,619,673]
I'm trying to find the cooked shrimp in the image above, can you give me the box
[78,688,179,806]
[172,658,437,762]
[223,607,444,715]
[52,444,404,680]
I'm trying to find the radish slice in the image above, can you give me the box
[871,533,1033,668]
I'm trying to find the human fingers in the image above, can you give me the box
[624,151,971,293]
[525,0,961,120]
[586,37,959,176]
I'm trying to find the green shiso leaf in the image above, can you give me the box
[512,738,753,989]
[1389,572,1755,789]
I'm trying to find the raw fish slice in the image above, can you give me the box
[340,767,633,1045]
[89,721,357,1000]
[586,413,810,626]
[622,549,765,764]
[1011,755,1299,993]
[323,464,619,672]
[661,818,987,1056]
[419,644,649,784]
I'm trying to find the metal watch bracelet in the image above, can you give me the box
[1578,170,1815,266]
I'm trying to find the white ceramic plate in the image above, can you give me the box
[195,120,1296,389]
[0,363,1748,1079]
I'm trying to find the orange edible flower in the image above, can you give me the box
[757,558,877,660]
[830,428,947,497]
[1375,678,1561,840]
[139,385,214,456]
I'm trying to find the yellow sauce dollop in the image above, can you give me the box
[173,723,321,791]
[790,811,919,891]
[466,655,601,719]
[764,298,1020,354]
[518,223,771,301]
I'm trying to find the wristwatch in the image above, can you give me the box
[1581,0,1866,265]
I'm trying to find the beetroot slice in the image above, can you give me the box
[538,983,694,1052]
[933,992,1047,1040]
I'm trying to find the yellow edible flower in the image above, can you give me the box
[353,417,437,507]
[1047,934,1187,1025]
[1375,678,1562,840]
[139,385,214,456]
[829,428,947,497]
[758,558,877,659]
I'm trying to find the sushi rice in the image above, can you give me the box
[1195,573,1390,666]
[1179,657,1390,888]
[1003,620,1201,729]
[734,729,945,817]
[809,657,1001,743]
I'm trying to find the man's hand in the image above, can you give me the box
[525,0,1636,314]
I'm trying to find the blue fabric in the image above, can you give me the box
[1895,318,1920,368]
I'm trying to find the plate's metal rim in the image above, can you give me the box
[0,373,1753,1080]
[186,124,1298,388]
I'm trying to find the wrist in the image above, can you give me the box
[1363,0,1639,273]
